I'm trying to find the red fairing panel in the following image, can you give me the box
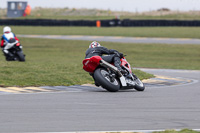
[1,40,4,47]
[121,57,132,73]
[83,56,102,73]
[16,43,20,46]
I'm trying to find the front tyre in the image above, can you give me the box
[94,68,120,92]
[133,75,145,91]
[16,51,25,62]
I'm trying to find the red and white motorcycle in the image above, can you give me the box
[83,55,145,92]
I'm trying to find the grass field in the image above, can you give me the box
[0,37,199,87]
[0,38,153,87]
[1,26,200,39]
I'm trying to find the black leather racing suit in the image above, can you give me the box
[85,46,123,71]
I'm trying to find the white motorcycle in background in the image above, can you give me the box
[3,38,25,61]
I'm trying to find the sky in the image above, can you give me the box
[1,0,200,12]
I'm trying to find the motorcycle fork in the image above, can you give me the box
[132,73,138,79]
[121,66,134,79]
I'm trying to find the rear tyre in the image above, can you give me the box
[17,51,25,62]
[94,68,120,92]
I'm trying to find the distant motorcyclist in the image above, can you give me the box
[85,41,126,74]
[1,26,20,59]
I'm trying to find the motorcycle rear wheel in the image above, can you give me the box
[94,68,120,92]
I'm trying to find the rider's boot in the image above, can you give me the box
[4,51,14,61]
[114,57,127,74]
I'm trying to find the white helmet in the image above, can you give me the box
[89,41,101,48]
[3,26,11,33]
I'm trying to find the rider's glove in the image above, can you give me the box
[1,45,5,48]
[1,42,7,48]
[114,51,124,58]
[119,53,124,58]
[114,51,120,57]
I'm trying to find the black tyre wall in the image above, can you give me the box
[94,68,120,92]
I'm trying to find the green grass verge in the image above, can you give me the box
[0,38,199,87]
[1,26,200,39]
[152,129,200,133]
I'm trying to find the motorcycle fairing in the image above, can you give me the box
[120,58,132,73]
[4,40,19,50]
[83,56,102,73]
[16,43,20,46]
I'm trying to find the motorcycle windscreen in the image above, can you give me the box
[83,56,102,73]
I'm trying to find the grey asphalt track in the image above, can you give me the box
[0,69,199,132]
[18,34,200,44]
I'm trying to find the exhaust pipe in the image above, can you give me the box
[100,59,122,77]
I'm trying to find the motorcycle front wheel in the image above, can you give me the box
[133,74,145,91]
[94,68,120,92]
[16,51,25,61]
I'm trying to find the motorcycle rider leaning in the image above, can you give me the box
[85,41,126,75]
[1,26,20,60]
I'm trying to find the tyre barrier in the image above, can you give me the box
[0,19,200,27]
[0,19,97,26]
[121,19,200,27]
